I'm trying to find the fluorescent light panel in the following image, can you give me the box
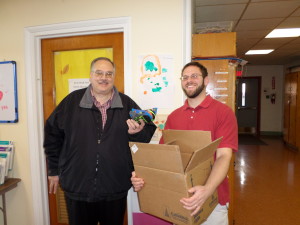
[246,49,274,55]
[266,28,300,38]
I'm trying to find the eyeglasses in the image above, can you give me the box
[180,73,202,81]
[93,70,114,79]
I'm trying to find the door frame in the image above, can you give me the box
[24,17,132,225]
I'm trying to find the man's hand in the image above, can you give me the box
[180,147,232,216]
[131,171,144,192]
[48,176,59,194]
[127,119,145,134]
[180,185,211,216]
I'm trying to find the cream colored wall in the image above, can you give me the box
[243,65,285,133]
[0,1,185,224]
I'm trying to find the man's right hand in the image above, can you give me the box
[131,171,144,192]
[48,176,59,194]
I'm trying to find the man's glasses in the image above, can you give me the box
[93,70,114,79]
[180,73,202,81]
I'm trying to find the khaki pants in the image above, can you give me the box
[201,203,229,225]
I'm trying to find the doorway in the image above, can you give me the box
[25,17,132,225]
[236,77,261,136]
[41,32,124,225]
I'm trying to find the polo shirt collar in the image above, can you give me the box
[183,94,213,110]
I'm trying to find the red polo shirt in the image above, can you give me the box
[160,95,238,204]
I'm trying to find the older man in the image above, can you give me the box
[44,57,156,225]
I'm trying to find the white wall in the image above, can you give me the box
[243,65,285,134]
[0,1,186,224]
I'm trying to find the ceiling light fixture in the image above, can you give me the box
[245,50,274,55]
[266,28,300,38]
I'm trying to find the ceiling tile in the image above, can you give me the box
[237,38,261,51]
[251,0,296,2]
[235,18,284,31]
[291,7,300,16]
[242,55,277,65]
[290,37,300,44]
[278,40,300,50]
[277,17,300,28]
[195,4,246,22]
[243,1,300,19]
[290,52,300,57]
[195,0,248,6]
[237,38,261,45]
[253,43,290,50]
[237,30,270,39]
[269,49,298,56]
[256,37,295,46]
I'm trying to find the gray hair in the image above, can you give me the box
[90,57,115,72]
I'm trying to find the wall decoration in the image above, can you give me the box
[0,61,18,123]
[138,54,175,109]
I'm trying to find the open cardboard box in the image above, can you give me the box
[130,130,222,225]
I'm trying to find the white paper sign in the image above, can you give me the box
[68,78,90,93]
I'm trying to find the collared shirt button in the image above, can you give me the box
[191,116,194,119]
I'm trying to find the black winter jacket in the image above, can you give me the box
[44,85,156,201]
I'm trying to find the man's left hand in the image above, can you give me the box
[127,119,145,134]
[180,185,210,216]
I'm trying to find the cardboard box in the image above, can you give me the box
[130,130,222,225]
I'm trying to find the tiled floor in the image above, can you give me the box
[234,136,300,225]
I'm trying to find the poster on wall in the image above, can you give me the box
[0,61,18,123]
[138,54,175,109]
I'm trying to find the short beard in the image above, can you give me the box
[183,82,205,98]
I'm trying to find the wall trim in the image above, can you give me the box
[182,0,192,103]
[24,17,132,225]
[260,131,283,136]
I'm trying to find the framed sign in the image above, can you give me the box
[0,61,18,123]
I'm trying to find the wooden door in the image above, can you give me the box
[283,73,297,147]
[296,73,300,149]
[41,32,126,225]
[284,72,299,148]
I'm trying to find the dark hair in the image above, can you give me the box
[181,61,208,78]
[90,57,115,72]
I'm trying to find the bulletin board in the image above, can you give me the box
[0,61,18,123]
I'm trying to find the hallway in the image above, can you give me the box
[234,136,300,225]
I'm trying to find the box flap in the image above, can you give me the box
[185,137,222,172]
[162,130,212,154]
[129,142,184,173]
[164,139,193,169]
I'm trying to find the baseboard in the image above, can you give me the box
[260,131,283,136]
